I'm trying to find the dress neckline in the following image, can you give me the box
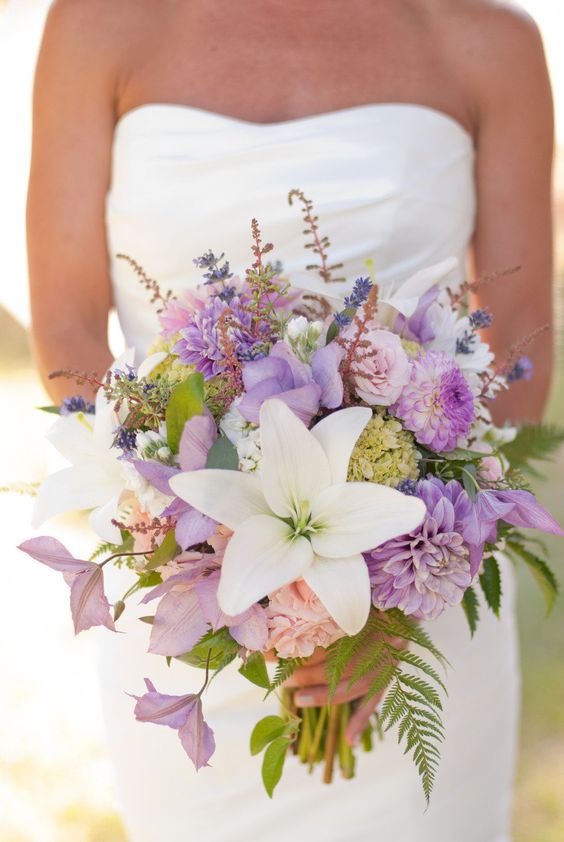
[114,101,474,146]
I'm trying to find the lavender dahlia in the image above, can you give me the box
[392,351,474,452]
[366,477,474,621]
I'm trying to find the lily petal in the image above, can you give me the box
[137,351,168,380]
[259,399,331,518]
[304,554,371,635]
[88,494,122,543]
[381,257,458,318]
[310,407,372,484]
[32,464,123,528]
[169,469,269,530]
[217,514,313,616]
[310,482,426,557]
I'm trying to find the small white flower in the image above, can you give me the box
[220,400,263,473]
[284,316,324,363]
[121,462,172,519]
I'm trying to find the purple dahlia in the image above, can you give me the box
[366,477,474,621]
[392,351,474,452]
[174,295,268,379]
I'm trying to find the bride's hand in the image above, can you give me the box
[282,634,406,746]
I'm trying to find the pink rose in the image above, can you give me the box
[266,580,344,659]
[342,326,410,406]
[478,455,504,483]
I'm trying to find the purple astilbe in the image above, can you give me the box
[237,341,344,424]
[465,488,564,548]
[142,568,268,656]
[395,285,440,344]
[366,478,476,621]
[18,537,115,634]
[131,678,215,771]
[134,411,218,549]
[392,351,474,452]
[174,294,269,379]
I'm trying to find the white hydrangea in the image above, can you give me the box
[283,316,324,362]
[220,399,263,473]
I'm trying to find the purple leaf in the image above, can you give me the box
[230,604,269,650]
[175,508,217,550]
[18,537,92,575]
[148,589,209,656]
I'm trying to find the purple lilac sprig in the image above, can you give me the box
[506,356,533,384]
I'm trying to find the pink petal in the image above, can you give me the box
[131,679,196,729]
[311,342,345,409]
[18,536,92,575]
[148,589,209,657]
[179,409,218,471]
[178,697,216,771]
[229,604,269,650]
[69,565,115,634]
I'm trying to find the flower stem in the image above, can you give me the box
[308,705,328,770]
[323,703,340,784]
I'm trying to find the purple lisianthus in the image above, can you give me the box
[174,294,268,379]
[392,351,474,452]
[366,477,476,621]
[237,341,344,424]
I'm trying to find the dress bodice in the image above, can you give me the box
[105,102,475,356]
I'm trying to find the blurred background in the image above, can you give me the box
[0,1,562,840]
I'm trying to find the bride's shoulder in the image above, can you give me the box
[437,1,550,117]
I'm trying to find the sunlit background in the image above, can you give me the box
[0,1,562,840]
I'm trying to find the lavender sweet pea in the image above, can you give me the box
[238,340,343,424]
[18,537,115,634]
[131,678,215,771]
[367,478,476,621]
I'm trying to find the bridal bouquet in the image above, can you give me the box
[20,191,562,800]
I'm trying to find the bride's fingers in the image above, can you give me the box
[345,694,380,746]
[284,663,326,688]
[294,674,373,708]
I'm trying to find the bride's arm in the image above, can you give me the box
[468,7,554,425]
[27,1,122,403]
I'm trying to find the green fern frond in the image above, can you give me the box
[479,556,502,616]
[267,657,302,694]
[501,423,564,474]
[461,586,480,636]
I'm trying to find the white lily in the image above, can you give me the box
[378,256,459,318]
[32,350,136,543]
[169,399,425,635]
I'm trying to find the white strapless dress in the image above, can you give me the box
[101,103,519,842]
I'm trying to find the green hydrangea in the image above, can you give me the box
[146,337,193,385]
[401,339,422,359]
[347,410,420,487]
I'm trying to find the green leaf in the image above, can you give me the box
[239,652,271,690]
[37,405,61,415]
[206,435,239,470]
[501,424,564,474]
[165,373,204,453]
[176,627,239,670]
[250,716,287,756]
[506,540,559,615]
[113,600,126,622]
[145,529,180,571]
[325,320,339,344]
[479,556,502,616]
[261,736,289,797]
[437,448,488,461]
[461,464,478,499]
[461,586,480,636]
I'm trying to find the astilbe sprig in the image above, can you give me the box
[288,189,345,284]
[335,285,380,404]
[117,254,175,313]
